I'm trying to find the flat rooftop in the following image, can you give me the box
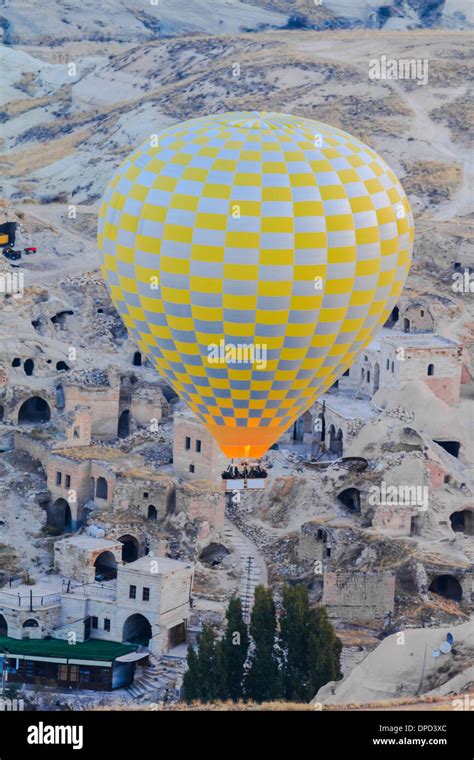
[383,333,459,349]
[121,555,193,574]
[317,390,376,420]
[59,535,122,551]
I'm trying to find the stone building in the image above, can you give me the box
[173,407,228,483]
[54,536,194,657]
[323,570,396,622]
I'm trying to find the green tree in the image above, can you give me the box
[245,585,282,702]
[182,643,201,702]
[307,605,342,695]
[182,625,226,703]
[221,596,249,701]
[279,585,342,702]
[279,584,313,701]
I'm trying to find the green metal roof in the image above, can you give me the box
[0,636,136,662]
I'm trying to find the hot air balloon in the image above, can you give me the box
[98,112,413,462]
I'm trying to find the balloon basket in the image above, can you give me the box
[221,460,268,492]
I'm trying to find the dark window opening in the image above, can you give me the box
[24,359,34,376]
[104,618,111,632]
[185,436,191,450]
[91,616,98,629]
[189,464,195,473]
[132,351,142,367]
[118,409,130,438]
[147,504,157,521]
[65,474,71,488]
[427,363,434,376]
[433,440,460,458]
[129,585,137,599]
[12,358,21,367]
[196,439,201,453]
[142,587,150,602]
[56,361,69,371]
[56,472,62,486]
[96,477,108,499]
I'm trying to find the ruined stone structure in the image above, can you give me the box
[173,407,228,482]
[323,571,396,622]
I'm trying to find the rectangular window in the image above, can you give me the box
[58,664,68,681]
[185,436,191,450]
[189,464,195,473]
[143,492,149,499]
[69,665,79,682]
[104,618,111,632]
[142,587,150,602]
[196,439,201,453]
[129,585,136,599]
[91,616,98,629]
[65,474,71,488]
[56,472,62,486]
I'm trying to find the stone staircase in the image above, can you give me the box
[125,653,186,702]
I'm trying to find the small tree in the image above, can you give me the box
[279,585,342,702]
[182,625,226,703]
[245,586,282,702]
[182,643,201,702]
[307,605,342,695]
[221,596,249,701]
[279,584,313,701]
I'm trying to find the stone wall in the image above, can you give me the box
[173,409,227,482]
[323,570,396,622]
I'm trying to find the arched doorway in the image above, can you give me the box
[133,351,142,367]
[96,477,108,500]
[450,510,474,536]
[0,614,8,636]
[337,488,361,512]
[122,614,152,646]
[327,424,336,454]
[51,498,72,532]
[403,317,410,332]
[147,505,157,521]
[373,363,380,394]
[22,619,39,638]
[94,551,117,580]
[427,363,434,376]
[119,535,139,563]
[118,409,130,438]
[429,575,462,602]
[22,619,39,628]
[18,397,51,424]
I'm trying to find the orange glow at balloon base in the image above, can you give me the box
[207,424,284,460]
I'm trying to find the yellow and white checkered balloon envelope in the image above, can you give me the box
[98,112,413,459]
